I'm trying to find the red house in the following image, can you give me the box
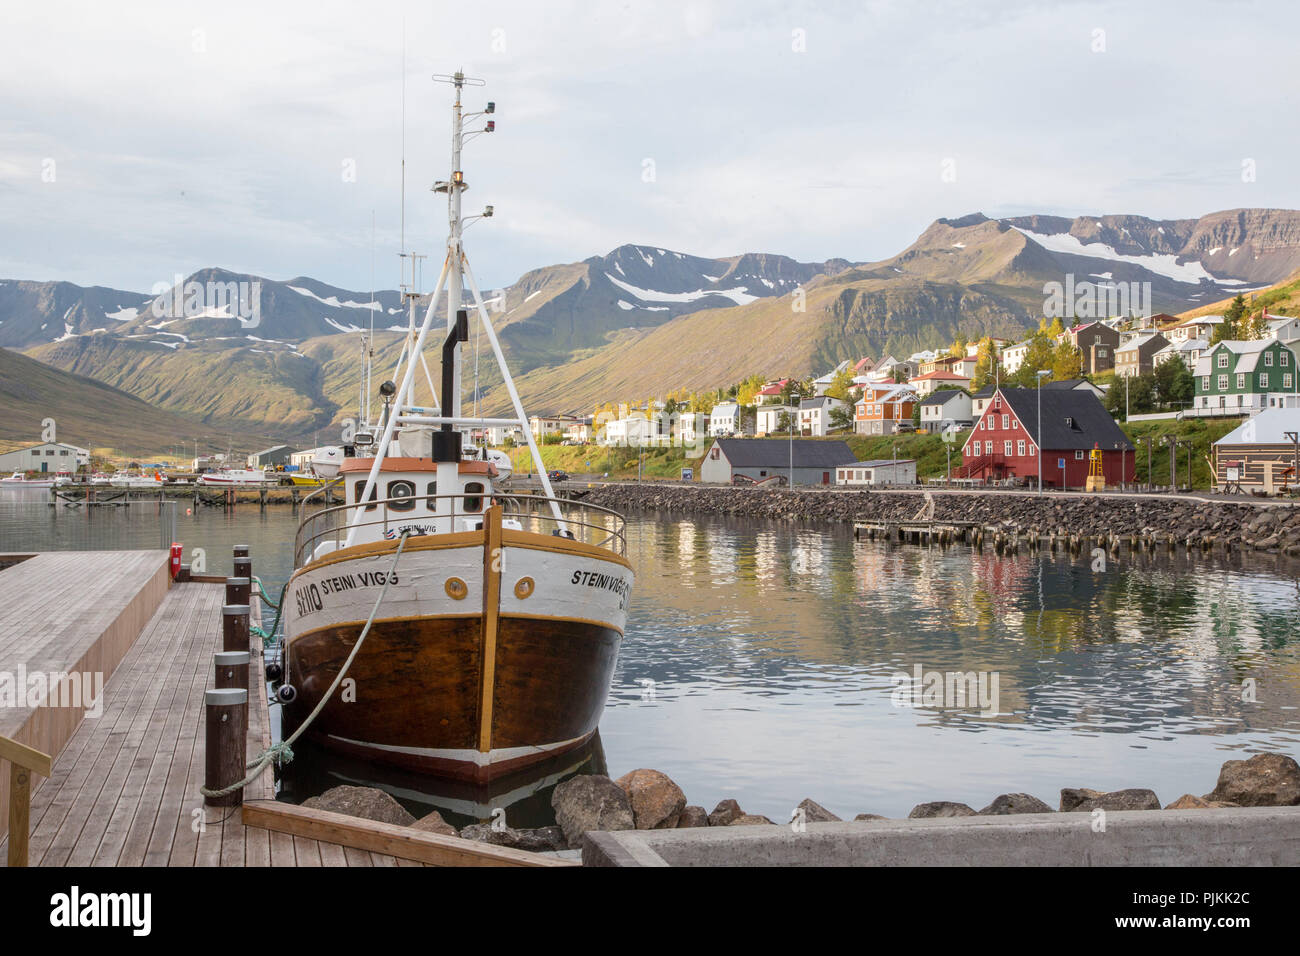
[959,387,1135,489]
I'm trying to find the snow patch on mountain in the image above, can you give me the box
[1013,227,1226,284]
[605,272,758,306]
[289,286,381,310]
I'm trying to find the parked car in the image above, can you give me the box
[547,470,570,482]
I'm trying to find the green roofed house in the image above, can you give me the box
[1188,339,1300,419]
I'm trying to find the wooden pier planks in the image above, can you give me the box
[0,578,433,867]
[0,550,170,845]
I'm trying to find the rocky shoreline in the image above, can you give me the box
[577,484,1300,556]
[300,752,1300,856]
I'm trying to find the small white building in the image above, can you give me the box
[0,441,90,473]
[756,404,794,437]
[673,411,707,445]
[1153,337,1209,370]
[1001,340,1032,375]
[603,414,661,447]
[835,458,917,486]
[708,401,743,437]
[919,388,973,433]
[798,396,847,436]
[529,415,569,440]
[485,424,524,446]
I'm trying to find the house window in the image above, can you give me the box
[1265,352,1274,366]
[984,441,993,455]
[1218,352,1229,368]
[1017,440,1026,456]
[1237,373,1246,389]
[1282,351,1290,367]
[1218,374,1228,391]
[1202,376,1210,391]
[1029,444,1035,456]
[710,448,720,460]
[979,418,985,430]
[1285,373,1294,389]
[1098,348,1107,358]
[1002,415,1009,429]
[1075,450,1085,460]
[1003,440,1012,456]
[1259,373,1268,389]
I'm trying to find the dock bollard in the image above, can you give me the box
[233,544,249,558]
[222,604,250,652]
[204,688,248,807]
[233,553,252,583]
[214,650,249,691]
[225,575,250,607]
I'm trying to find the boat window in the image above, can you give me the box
[426,481,438,509]
[352,480,378,511]
[387,480,416,512]
[464,481,484,513]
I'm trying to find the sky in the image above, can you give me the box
[2,0,1298,294]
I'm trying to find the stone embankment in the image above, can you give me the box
[308,752,1300,855]
[577,484,1300,556]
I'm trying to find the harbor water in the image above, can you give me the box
[3,493,1299,824]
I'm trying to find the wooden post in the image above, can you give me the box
[8,764,30,867]
[233,554,252,584]
[204,688,248,807]
[233,544,250,558]
[226,575,250,607]
[1,735,52,867]
[222,604,250,652]
[214,650,249,691]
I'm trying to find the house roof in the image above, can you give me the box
[910,370,970,382]
[251,444,294,456]
[799,396,842,410]
[1215,408,1300,446]
[1194,338,1284,376]
[856,385,915,405]
[757,379,790,396]
[842,459,918,468]
[986,387,1133,451]
[919,388,971,406]
[1042,378,1103,392]
[712,438,859,469]
[1116,332,1166,354]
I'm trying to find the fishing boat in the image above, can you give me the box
[109,470,166,489]
[279,72,634,784]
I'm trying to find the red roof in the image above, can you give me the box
[757,379,790,396]
[909,370,970,381]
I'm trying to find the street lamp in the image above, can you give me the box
[1036,370,1051,493]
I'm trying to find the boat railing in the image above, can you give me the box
[293,491,628,568]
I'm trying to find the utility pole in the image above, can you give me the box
[1036,370,1050,492]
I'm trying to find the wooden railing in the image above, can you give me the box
[1,734,52,867]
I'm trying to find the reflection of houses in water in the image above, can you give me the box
[675,520,697,584]
[790,531,827,578]
[754,530,781,583]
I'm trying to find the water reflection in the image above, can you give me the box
[4,498,1299,821]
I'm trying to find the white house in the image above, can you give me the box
[798,396,847,436]
[529,415,569,440]
[486,424,524,445]
[565,418,594,443]
[835,458,917,486]
[919,388,973,433]
[811,360,851,397]
[708,401,743,437]
[1001,340,1032,375]
[673,411,708,445]
[603,414,661,447]
[1265,314,1300,347]
[0,441,91,473]
[1165,315,1222,344]
[756,404,794,436]
[1154,337,1209,370]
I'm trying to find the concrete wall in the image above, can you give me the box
[584,807,1300,867]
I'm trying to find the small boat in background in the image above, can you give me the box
[0,471,55,488]
[110,470,166,489]
[197,468,276,487]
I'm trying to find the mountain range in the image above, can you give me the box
[4,207,1300,453]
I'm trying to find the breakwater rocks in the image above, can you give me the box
[580,484,1300,556]
[302,753,1300,857]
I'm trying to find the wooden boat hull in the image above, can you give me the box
[282,508,633,783]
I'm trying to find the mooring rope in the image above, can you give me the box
[200,530,412,799]
[251,575,280,609]
[250,581,290,645]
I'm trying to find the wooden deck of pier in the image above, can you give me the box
[1,553,570,867]
[853,519,979,544]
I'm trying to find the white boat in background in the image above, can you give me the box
[109,470,166,489]
[197,468,276,487]
[89,473,113,486]
[0,471,55,488]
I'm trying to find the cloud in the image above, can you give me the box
[0,0,1297,292]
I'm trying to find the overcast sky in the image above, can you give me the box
[2,0,1297,294]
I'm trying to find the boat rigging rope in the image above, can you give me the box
[200,529,412,799]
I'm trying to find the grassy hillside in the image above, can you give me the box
[1179,269,1300,319]
[0,346,276,460]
